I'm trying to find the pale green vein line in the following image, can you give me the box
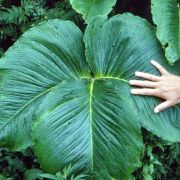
[89,78,94,170]
[95,76,128,82]
[81,76,128,83]
[0,81,65,130]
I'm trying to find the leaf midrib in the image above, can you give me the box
[89,78,94,170]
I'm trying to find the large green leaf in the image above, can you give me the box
[0,12,179,178]
[0,17,142,178]
[69,0,117,23]
[84,13,180,142]
[33,79,142,179]
[0,20,89,150]
[151,0,180,64]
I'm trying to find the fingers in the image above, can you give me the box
[131,88,160,96]
[154,101,173,113]
[134,60,169,82]
[130,60,172,114]
[135,71,161,81]
[129,80,157,88]
[151,60,169,75]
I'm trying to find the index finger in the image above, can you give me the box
[135,71,161,81]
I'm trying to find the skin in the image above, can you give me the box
[129,60,180,113]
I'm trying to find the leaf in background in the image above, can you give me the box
[69,0,117,23]
[151,0,180,64]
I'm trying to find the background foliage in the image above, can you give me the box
[0,0,83,57]
[0,0,179,179]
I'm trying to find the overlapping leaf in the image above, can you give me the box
[151,0,180,64]
[70,0,117,23]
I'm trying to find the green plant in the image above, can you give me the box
[0,0,47,57]
[0,0,82,58]
[0,0,46,24]
[133,129,180,180]
[40,164,87,180]
[0,148,40,179]
[0,11,180,179]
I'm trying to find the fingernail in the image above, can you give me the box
[135,71,140,76]
[154,108,159,113]
[129,80,133,84]
[151,60,155,63]
[131,89,135,94]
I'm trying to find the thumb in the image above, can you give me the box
[154,101,173,113]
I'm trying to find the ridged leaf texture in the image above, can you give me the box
[0,13,179,178]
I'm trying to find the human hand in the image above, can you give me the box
[129,60,180,113]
